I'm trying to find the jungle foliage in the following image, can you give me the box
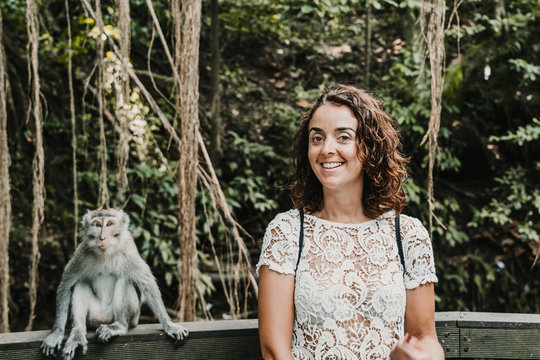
[0,0,539,331]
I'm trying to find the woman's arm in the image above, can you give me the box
[391,283,444,360]
[258,265,295,360]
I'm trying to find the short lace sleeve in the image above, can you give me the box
[256,209,301,276]
[401,216,438,289]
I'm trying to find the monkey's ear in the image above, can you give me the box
[121,211,130,228]
[81,210,93,230]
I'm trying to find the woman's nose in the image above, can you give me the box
[322,138,336,154]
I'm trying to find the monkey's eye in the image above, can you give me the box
[94,222,102,228]
[106,221,113,227]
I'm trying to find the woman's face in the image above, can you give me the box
[307,104,363,192]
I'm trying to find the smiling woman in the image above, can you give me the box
[257,84,444,360]
[289,85,409,221]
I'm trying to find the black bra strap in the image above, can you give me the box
[295,209,304,275]
[395,214,405,270]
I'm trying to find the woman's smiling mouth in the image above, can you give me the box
[321,162,345,169]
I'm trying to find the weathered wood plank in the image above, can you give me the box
[436,312,460,358]
[461,327,540,359]
[458,311,540,329]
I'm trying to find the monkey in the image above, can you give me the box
[41,206,188,360]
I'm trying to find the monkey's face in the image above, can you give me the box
[85,216,123,253]
[82,208,130,254]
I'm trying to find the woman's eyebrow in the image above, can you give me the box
[336,127,355,132]
[309,127,355,133]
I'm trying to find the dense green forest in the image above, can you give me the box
[0,0,539,332]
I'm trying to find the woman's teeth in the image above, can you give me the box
[322,162,344,169]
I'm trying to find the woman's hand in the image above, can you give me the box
[391,333,442,360]
[394,283,444,360]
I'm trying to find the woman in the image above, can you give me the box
[257,84,444,360]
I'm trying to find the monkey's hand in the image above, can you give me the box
[164,323,189,341]
[41,329,65,357]
[63,330,88,360]
[96,322,129,342]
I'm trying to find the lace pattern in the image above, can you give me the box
[257,209,438,360]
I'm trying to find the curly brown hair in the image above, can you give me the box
[288,84,409,219]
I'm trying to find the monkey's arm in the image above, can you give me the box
[132,260,188,341]
[41,257,82,356]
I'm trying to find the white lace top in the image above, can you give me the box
[257,209,438,360]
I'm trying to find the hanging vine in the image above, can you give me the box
[65,0,78,250]
[25,0,45,331]
[0,8,12,333]
[209,0,222,163]
[447,0,464,54]
[197,132,258,315]
[420,0,446,237]
[172,0,182,101]
[364,0,372,88]
[145,0,181,107]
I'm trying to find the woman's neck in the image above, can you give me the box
[314,186,371,224]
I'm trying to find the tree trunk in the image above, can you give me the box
[114,0,131,207]
[209,0,222,163]
[176,0,202,322]
[0,8,12,333]
[95,0,110,207]
[26,0,45,331]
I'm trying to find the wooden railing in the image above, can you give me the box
[436,311,540,359]
[1,312,539,359]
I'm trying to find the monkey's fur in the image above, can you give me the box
[41,207,188,359]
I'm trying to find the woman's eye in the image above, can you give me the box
[311,135,324,143]
[338,134,352,142]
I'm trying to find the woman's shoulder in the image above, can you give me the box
[267,209,301,228]
[399,213,430,241]
[399,213,424,226]
[258,209,301,276]
[398,213,438,287]
[263,209,302,242]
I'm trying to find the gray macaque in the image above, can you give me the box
[41,206,188,360]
